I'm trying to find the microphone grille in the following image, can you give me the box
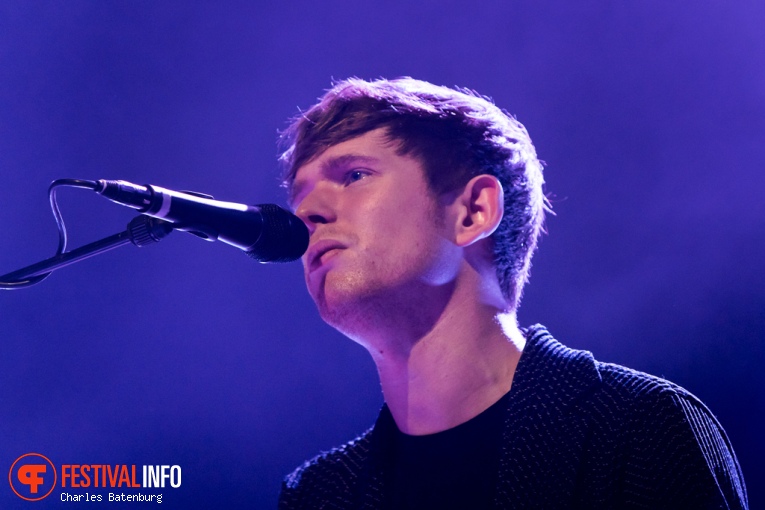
[246,204,309,263]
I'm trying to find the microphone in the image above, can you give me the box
[95,179,309,263]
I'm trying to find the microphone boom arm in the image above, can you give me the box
[0,216,173,288]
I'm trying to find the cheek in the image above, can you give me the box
[363,212,456,284]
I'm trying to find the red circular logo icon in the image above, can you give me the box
[9,453,57,501]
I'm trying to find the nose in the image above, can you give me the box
[295,185,337,235]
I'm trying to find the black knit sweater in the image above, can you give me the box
[279,325,748,509]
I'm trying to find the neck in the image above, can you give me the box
[362,273,525,436]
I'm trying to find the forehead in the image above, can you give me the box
[288,128,402,206]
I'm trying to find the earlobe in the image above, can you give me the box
[454,175,504,247]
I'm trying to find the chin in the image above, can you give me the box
[311,272,386,333]
[314,295,368,341]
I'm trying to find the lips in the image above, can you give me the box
[306,239,346,273]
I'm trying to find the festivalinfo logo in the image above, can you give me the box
[8,452,181,503]
[8,453,57,501]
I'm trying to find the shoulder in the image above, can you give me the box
[594,359,703,419]
[278,427,374,509]
[522,325,731,430]
[523,325,748,508]
[590,361,721,454]
[596,362,748,508]
[595,359,732,451]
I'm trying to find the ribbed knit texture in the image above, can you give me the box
[279,325,748,509]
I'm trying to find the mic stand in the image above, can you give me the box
[0,215,173,285]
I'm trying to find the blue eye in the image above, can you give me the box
[343,170,368,185]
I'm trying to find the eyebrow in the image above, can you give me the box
[288,153,381,208]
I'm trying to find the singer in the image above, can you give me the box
[277,78,748,509]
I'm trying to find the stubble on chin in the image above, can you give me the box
[309,268,385,340]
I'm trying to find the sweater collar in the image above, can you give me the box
[513,324,602,407]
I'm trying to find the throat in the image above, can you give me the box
[374,311,524,436]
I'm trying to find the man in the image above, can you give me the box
[277,78,747,509]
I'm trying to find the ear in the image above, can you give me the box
[452,174,504,247]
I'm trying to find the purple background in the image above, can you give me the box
[1,1,763,508]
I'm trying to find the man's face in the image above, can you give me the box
[290,128,461,338]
